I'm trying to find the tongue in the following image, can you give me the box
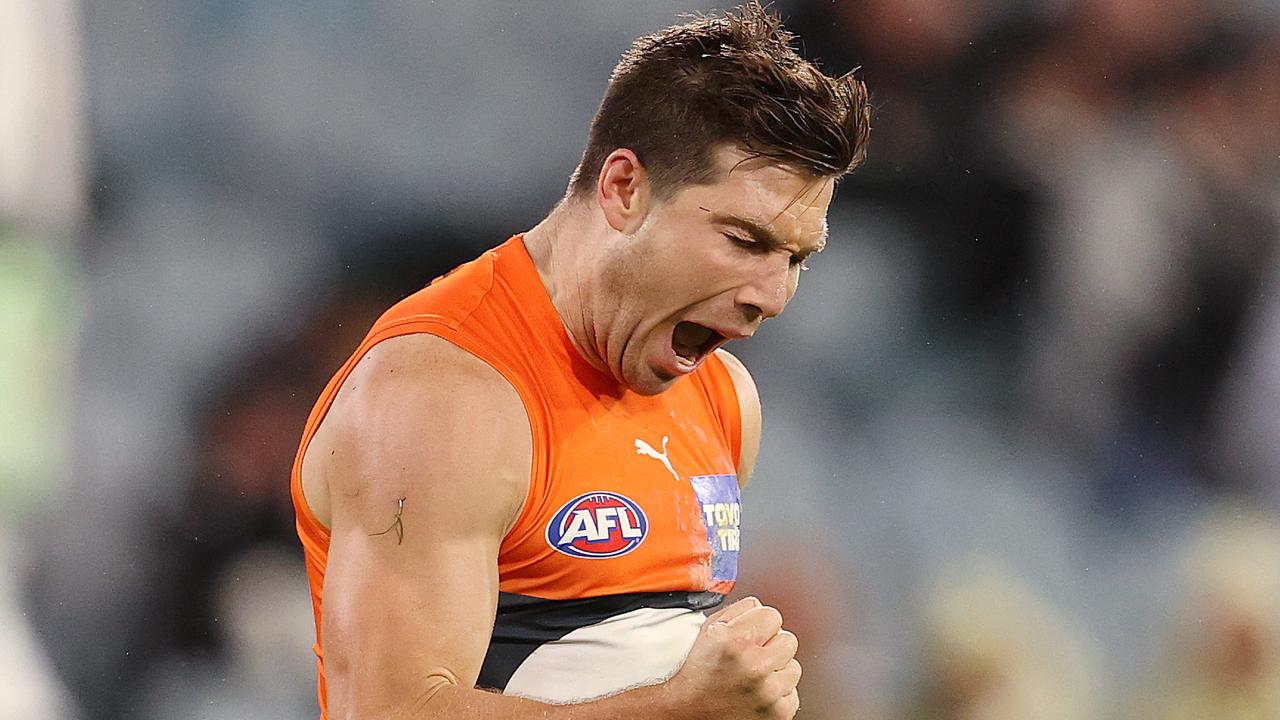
[672,321,714,361]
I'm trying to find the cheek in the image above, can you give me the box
[641,230,741,303]
[668,241,733,288]
[624,250,705,315]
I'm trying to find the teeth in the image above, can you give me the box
[673,322,714,361]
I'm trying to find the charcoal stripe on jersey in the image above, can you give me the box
[477,590,723,691]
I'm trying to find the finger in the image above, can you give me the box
[705,596,761,625]
[726,604,784,645]
[774,689,800,719]
[761,629,799,669]
[771,657,802,692]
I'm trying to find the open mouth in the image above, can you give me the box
[671,321,726,365]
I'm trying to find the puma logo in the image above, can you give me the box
[635,436,679,481]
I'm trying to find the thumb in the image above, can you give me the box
[704,596,761,626]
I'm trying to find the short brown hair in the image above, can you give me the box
[569,2,871,200]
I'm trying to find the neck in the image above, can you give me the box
[523,200,614,380]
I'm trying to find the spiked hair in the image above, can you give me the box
[570,2,871,199]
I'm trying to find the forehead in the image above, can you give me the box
[681,146,833,243]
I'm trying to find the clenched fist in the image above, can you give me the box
[665,597,802,719]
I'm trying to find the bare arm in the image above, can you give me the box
[306,334,796,720]
[715,349,762,486]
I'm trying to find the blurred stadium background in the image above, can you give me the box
[4,1,1280,718]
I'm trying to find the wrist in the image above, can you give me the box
[646,676,695,720]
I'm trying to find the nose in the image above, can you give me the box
[734,252,791,322]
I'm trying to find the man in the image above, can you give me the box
[291,4,870,718]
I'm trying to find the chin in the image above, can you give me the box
[629,380,674,396]
[621,365,678,396]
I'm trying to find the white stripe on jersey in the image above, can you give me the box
[503,606,705,703]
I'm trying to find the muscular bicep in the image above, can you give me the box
[310,334,532,717]
[323,517,501,713]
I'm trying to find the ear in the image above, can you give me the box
[596,148,651,233]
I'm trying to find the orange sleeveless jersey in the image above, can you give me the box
[291,235,744,714]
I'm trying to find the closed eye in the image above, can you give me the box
[725,232,811,271]
[724,232,764,253]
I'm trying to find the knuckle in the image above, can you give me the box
[725,629,758,655]
[750,658,775,682]
[757,677,785,704]
[733,652,758,675]
[778,690,800,719]
[777,629,799,654]
[703,621,730,643]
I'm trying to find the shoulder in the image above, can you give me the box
[713,349,762,487]
[350,332,513,400]
[304,332,532,535]
[713,348,759,409]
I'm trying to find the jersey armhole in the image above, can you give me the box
[703,351,745,466]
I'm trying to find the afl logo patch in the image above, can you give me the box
[546,492,648,559]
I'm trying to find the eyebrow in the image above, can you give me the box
[699,206,827,258]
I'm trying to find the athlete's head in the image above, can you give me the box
[569,2,871,203]
[561,2,871,395]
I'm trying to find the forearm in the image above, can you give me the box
[355,680,691,720]
[326,596,795,720]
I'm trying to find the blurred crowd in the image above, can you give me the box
[3,1,1279,719]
